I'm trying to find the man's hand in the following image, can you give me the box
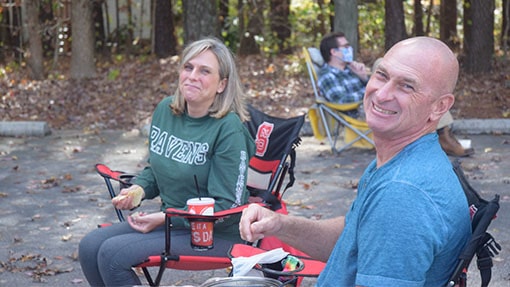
[112,184,145,210]
[348,61,368,82]
[239,203,282,242]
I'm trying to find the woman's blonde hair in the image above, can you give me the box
[171,37,249,122]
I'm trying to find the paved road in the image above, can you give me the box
[0,130,508,286]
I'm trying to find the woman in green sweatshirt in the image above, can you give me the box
[79,37,255,286]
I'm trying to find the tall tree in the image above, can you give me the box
[238,0,263,56]
[464,0,495,73]
[502,0,510,49]
[154,0,177,58]
[270,0,291,54]
[24,0,44,80]
[440,0,458,50]
[182,0,218,44]
[384,0,407,51]
[70,0,96,79]
[316,0,328,37]
[413,0,424,36]
[333,0,359,59]
[463,0,472,56]
[93,0,107,55]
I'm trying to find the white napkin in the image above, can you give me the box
[231,248,289,277]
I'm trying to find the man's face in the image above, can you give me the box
[331,37,352,63]
[363,47,438,141]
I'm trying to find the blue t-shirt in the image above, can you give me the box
[316,133,471,287]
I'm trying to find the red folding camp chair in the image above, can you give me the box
[95,105,308,286]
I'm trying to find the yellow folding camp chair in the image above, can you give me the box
[303,47,374,153]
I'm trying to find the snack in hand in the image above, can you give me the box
[114,186,144,206]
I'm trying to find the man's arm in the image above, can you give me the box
[239,204,344,261]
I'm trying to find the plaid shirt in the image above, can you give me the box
[317,64,366,103]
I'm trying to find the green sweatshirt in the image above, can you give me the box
[134,96,255,240]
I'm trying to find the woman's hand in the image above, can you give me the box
[112,184,145,210]
[127,211,165,233]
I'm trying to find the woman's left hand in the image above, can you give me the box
[127,211,165,233]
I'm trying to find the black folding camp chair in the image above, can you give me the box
[95,105,307,286]
[446,159,501,287]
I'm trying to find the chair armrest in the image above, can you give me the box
[95,163,135,184]
[229,244,326,277]
[165,203,265,221]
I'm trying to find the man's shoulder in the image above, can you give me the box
[318,64,336,81]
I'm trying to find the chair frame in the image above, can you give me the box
[94,107,306,286]
[303,47,374,153]
[446,160,502,287]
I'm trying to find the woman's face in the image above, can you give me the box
[179,50,227,109]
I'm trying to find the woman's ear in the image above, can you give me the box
[431,94,455,122]
[217,78,227,94]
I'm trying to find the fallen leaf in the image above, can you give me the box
[62,185,82,193]
[61,234,73,241]
[71,278,84,284]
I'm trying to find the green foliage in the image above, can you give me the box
[289,0,329,49]
[221,15,240,52]
[108,68,120,81]
[359,1,385,52]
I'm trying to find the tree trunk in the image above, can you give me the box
[70,0,96,79]
[333,0,358,59]
[464,0,494,74]
[502,0,510,50]
[440,0,458,50]
[93,0,107,55]
[463,0,472,57]
[154,0,176,58]
[384,0,407,51]
[219,0,228,39]
[270,0,291,54]
[317,0,328,36]
[183,0,218,44]
[413,0,424,36]
[24,0,45,80]
[239,0,263,56]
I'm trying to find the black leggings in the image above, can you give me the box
[78,222,240,286]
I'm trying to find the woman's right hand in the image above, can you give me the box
[112,184,145,210]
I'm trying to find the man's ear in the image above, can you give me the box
[431,94,455,122]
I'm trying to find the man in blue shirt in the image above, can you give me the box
[240,37,471,286]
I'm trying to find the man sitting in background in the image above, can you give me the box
[318,32,474,157]
[317,31,368,105]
